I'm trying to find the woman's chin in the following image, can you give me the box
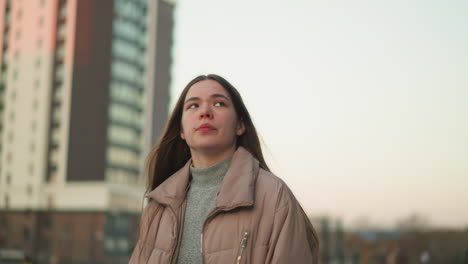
[190,142,235,154]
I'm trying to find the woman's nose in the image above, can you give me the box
[199,105,213,119]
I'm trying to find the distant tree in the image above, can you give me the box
[335,220,345,264]
[396,213,431,232]
[386,248,409,264]
[351,216,381,231]
[463,248,468,264]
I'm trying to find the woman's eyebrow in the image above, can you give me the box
[184,94,230,105]
[184,97,199,105]
[211,94,230,101]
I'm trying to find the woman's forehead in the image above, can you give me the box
[186,79,230,98]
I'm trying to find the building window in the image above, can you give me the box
[56,45,64,60]
[108,125,140,146]
[111,60,142,83]
[32,100,38,110]
[110,82,142,104]
[107,146,139,169]
[36,58,41,68]
[113,18,142,40]
[57,23,66,40]
[45,214,53,228]
[23,227,30,240]
[4,195,9,209]
[15,30,20,40]
[1,62,7,73]
[0,215,6,227]
[8,131,14,142]
[28,164,34,175]
[38,16,44,26]
[104,238,116,252]
[55,64,64,81]
[31,121,37,131]
[6,174,11,185]
[112,39,141,61]
[117,238,129,252]
[59,4,67,19]
[5,11,11,24]
[37,38,43,49]
[47,195,55,208]
[27,185,33,195]
[30,142,35,152]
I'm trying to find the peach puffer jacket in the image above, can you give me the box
[129,147,319,264]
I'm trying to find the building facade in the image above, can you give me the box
[0,0,174,262]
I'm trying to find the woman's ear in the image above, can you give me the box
[180,129,185,140]
[236,121,246,136]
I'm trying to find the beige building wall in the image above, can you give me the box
[0,0,58,209]
[0,0,175,212]
[45,0,77,211]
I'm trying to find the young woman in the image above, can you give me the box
[129,74,319,264]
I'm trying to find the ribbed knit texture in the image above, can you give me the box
[176,156,232,264]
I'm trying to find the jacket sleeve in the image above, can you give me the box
[266,186,320,264]
[128,201,160,264]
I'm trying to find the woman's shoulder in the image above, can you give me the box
[256,168,289,189]
[141,198,163,214]
[255,168,299,208]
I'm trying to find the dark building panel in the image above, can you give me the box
[67,0,114,181]
[150,0,174,146]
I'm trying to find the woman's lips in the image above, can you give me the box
[197,123,215,132]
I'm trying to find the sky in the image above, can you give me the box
[169,0,468,229]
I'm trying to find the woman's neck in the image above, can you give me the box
[190,146,236,168]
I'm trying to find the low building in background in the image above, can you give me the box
[0,0,174,263]
[310,215,345,264]
[309,215,468,264]
[0,210,140,264]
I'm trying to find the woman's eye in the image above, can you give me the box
[188,104,198,109]
[214,102,225,107]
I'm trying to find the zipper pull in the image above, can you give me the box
[200,233,203,253]
[236,231,250,264]
[240,231,249,248]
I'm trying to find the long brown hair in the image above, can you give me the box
[144,74,270,193]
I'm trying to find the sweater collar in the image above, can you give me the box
[146,147,259,211]
[190,155,232,188]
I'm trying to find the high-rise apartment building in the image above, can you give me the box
[0,0,174,262]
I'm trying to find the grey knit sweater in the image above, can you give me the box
[176,156,232,264]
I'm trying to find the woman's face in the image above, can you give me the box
[180,79,245,154]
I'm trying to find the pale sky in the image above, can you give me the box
[170,0,468,229]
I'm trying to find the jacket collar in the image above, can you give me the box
[146,147,259,211]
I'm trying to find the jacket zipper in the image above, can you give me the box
[200,203,253,264]
[168,199,187,264]
[200,209,228,263]
[236,231,250,264]
[200,212,218,264]
[167,206,180,264]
